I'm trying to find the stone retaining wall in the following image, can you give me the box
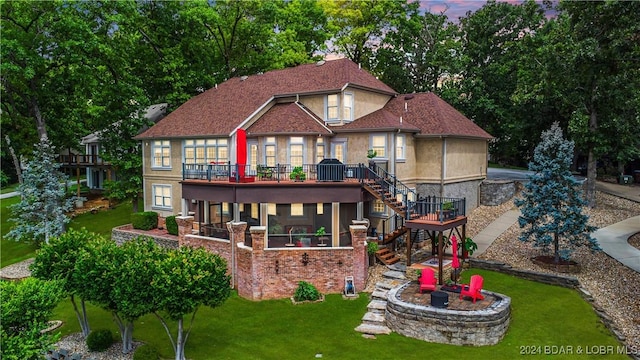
[480,180,517,206]
[385,283,511,346]
[469,258,580,288]
[112,224,178,249]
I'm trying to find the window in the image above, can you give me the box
[371,134,386,158]
[184,139,228,164]
[291,203,303,216]
[371,199,385,215]
[152,140,171,168]
[396,134,406,160]
[316,137,325,163]
[326,94,339,121]
[343,93,353,121]
[152,184,172,209]
[264,137,276,166]
[317,203,324,215]
[289,136,304,167]
[248,141,258,169]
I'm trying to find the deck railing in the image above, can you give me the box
[182,162,370,182]
[59,154,109,166]
[407,196,466,222]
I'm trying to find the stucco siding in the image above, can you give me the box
[445,138,488,181]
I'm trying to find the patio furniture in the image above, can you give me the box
[431,290,449,308]
[419,267,437,293]
[459,274,485,303]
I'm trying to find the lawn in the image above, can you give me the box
[50,270,625,360]
[0,195,138,267]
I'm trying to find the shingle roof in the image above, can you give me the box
[340,93,492,139]
[246,103,332,136]
[135,59,396,139]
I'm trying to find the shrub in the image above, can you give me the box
[366,241,378,255]
[132,211,158,230]
[293,281,320,302]
[165,215,178,235]
[86,329,114,352]
[133,344,160,360]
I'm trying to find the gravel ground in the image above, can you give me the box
[629,232,640,250]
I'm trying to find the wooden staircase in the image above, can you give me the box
[363,181,408,217]
[381,226,408,245]
[375,247,400,265]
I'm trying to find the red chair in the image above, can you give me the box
[419,268,437,293]
[459,275,485,303]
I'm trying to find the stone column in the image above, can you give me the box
[176,216,194,247]
[349,224,368,292]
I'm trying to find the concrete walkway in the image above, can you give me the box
[592,216,640,272]
[472,209,520,257]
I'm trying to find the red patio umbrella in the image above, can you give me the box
[236,129,247,179]
[451,234,460,285]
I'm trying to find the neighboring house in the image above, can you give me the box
[134,59,491,299]
[61,103,167,191]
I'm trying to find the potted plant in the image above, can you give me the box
[367,241,378,266]
[438,201,455,220]
[367,149,377,167]
[463,237,478,259]
[289,166,306,181]
[315,226,328,246]
[257,165,273,180]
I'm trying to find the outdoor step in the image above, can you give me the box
[383,270,406,280]
[375,248,390,255]
[354,323,392,335]
[367,299,387,314]
[378,253,395,260]
[371,289,388,300]
[375,281,395,290]
[362,311,386,325]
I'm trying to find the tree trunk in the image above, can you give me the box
[553,232,559,264]
[132,195,139,213]
[70,295,90,337]
[585,108,598,208]
[4,135,23,184]
[176,318,184,360]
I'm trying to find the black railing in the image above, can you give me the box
[407,196,466,222]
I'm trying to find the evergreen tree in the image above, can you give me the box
[515,123,599,263]
[6,137,82,244]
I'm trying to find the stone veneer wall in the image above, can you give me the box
[385,283,511,346]
[480,180,517,206]
[175,216,368,301]
[416,179,483,212]
[112,224,178,249]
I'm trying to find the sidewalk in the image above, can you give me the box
[596,181,640,203]
[472,209,520,257]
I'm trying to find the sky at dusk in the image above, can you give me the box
[416,0,553,21]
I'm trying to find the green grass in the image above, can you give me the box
[0,196,38,266]
[1,196,138,267]
[0,183,19,194]
[50,270,624,360]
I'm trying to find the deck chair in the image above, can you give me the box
[419,268,437,293]
[459,274,485,303]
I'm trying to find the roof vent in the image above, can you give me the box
[404,94,414,100]
[240,75,248,81]
[316,60,326,66]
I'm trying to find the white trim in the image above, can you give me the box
[230,96,275,136]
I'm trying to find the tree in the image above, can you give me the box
[6,137,81,244]
[550,1,640,206]
[110,238,167,354]
[30,228,102,338]
[515,123,599,263]
[152,246,231,360]
[320,0,409,68]
[373,4,459,94]
[0,278,64,360]
[457,0,551,166]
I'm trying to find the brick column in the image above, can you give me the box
[176,216,194,247]
[245,226,266,300]
[250,226,266,252]
[349,224,368,292]
[226,221,247,244]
